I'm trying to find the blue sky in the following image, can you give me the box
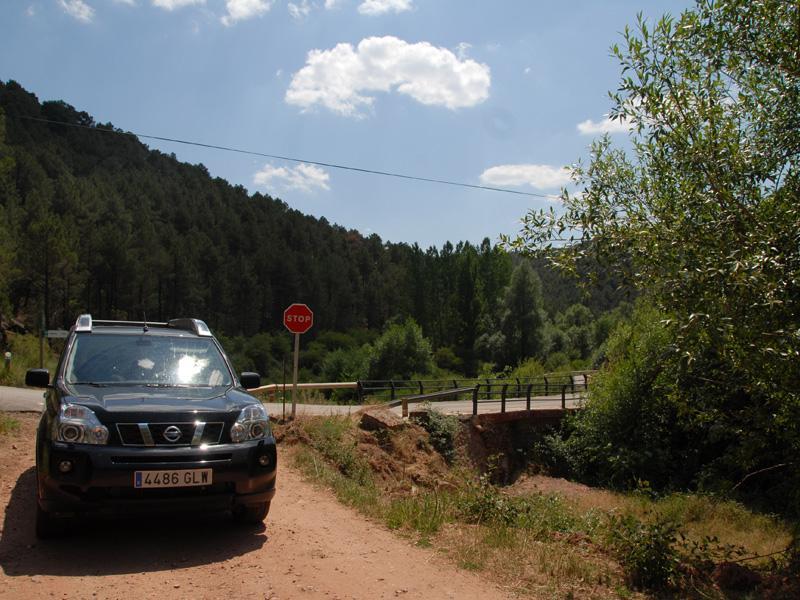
[1,0,690,247]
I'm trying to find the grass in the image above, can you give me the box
[0,413,19,435]
[0,332,60,387]
[286,414,795,598]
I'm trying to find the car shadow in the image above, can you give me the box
[0,467,268,577]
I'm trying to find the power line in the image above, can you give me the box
[17,115,561,200]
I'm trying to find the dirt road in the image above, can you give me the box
[0,414,511,600]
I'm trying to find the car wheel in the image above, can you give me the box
[233,501,270,524]
[35,503,68,539]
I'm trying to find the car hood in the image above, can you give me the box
[62,383,258,414]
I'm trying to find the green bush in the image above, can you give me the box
[366,318,434,380]
[412,408,460,463]
[457,475,521,526]
[606,513,680,590]
[551,303,683,490]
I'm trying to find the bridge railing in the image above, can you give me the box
[359,371,593,415]
[249,372,593,416]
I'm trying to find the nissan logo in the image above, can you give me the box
[163,426,182,443]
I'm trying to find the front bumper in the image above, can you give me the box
[38,437,277,516]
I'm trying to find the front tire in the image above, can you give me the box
[35,503,68,539]
[233,501,270,524]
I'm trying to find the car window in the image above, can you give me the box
[65,334,233,386]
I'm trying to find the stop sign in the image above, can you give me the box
[283,303,314,334]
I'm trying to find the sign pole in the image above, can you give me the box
[283,303,313,420]
[291,332,300,419]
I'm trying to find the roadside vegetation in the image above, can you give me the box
[0,413,19,435]
[0,331,59,387]
[281,413,797,599]
[503,0,800,530]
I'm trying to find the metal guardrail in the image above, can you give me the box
[250,371,593,416]
[360,372,594,415]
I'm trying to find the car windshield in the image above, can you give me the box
[65,333,233,387]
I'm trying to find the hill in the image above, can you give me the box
[0,80,623,376]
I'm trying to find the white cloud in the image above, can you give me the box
[455,42,471,60]
[288,0,311,19]
[577,115,631,135]
[479,164,572,190]
[523,66,531,75]
[254,163,331,193]
[286,36,491,117]
[26,5,36,16]
[114,0,137,5]
[58,0,94,22]
[358,0,411,16]
[152,0,204,10]
[221,0,273,25]
[324,0,342,8]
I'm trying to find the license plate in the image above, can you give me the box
[134,468,213,488]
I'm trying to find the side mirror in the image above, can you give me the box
[26,368,50,388]
[240,372,261,390]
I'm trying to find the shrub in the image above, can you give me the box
[412,408,460,463]
[457,475,521,526]
[366,318,434,380]
[551,303,682,490]
[607,513,680,590]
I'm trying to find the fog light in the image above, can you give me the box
[258,455,270,467]
[58,460,73,474]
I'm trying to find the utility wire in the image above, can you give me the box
[17,115,561,200]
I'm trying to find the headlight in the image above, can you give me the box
[53,404,109,445]
[230,403,271,443]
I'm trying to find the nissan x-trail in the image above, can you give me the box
[25,314,277,538]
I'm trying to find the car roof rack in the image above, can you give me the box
[73,314,213,337]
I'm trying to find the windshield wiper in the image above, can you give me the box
[70,382,109,387]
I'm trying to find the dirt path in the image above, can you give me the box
[0,414,512,600]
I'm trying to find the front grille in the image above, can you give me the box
[116,422,225,447]
[110,453,232,464]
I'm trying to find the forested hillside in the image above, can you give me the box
[0,80,622,379]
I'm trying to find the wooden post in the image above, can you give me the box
[472,385,480,416]
[501,384,508,413]
[561,385,566,409]
[526,383,533,411]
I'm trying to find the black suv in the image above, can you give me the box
[25,315,277,538]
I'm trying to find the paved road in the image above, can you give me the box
[0,386,44,412]
[397,394,585,415]
[0,386,584,417]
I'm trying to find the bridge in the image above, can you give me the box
[252,372,592,421]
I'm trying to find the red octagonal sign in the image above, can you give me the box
[283,303,314,334]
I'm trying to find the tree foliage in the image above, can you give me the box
[510,0,800,513]
[366,318,433,380]
[0,80,623,375]
[509,0,799,392]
